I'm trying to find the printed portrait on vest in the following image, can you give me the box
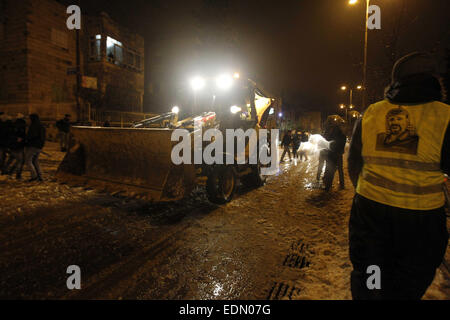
[375,106,419,155]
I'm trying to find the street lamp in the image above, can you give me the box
[339,104,348,121]
[340,84,362,108]
[349,0,370,110]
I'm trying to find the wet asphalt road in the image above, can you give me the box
[0,143,448,299]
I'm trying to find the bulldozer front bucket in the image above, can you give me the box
[56,126,196,202]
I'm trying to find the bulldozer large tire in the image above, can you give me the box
[240,163,267,188]
[206,165,237,204]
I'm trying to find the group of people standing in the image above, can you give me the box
[280,130,309,162]
[0,112,46,181]
[280,123,347,192]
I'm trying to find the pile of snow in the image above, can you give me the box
[308,134,329,150]
[294,134,330,157]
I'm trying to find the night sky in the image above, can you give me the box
[78,0,450,114]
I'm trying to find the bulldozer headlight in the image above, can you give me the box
[216,74,233,90]
[172,106,180,114]
[190,76,205,91]
[230,105,242,114]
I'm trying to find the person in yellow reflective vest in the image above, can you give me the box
[348,52,449,300]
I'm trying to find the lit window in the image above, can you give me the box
[106,36,123,65]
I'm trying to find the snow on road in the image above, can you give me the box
[0,142,448,299]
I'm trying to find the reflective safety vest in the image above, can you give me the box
[356,100,450,210]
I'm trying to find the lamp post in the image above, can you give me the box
[340,85,362,110]
[339,104,348,121]
[349,0,370,110]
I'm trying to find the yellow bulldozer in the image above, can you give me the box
[56,77,279,204]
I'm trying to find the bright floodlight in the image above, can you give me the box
[190,76,205,91]
[216,74,233,90]
[172,106,180,114]
[230,105,242,114]
[278,112,283,117]
[341,86,347,91]
[349,0,358,5]
[233,72,240,79]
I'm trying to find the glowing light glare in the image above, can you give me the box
[269,108,274,115]
[357,85,363,90]
[349,105,354,109]
[190,76,205,91]
[341,86,347,91]
[349,0,358,5]
[107,36,122,48]
[230,105,242,114]
[216,74,233,90]
[233,72,240,79]
[278,112,283,117]
[340,104,345,109]
[171,106,179,114]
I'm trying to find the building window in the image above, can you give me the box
[105,36,142,72]
[89,35,102,61]
[106,36,123,65]
[51,28,68,49]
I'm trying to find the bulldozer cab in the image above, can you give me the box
[214,79,274,131]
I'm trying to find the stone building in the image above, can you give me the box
[0,0,144,121]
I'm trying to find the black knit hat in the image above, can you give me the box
[391,52,438,82]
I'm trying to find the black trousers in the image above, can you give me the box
[323,152,344,190]
[349,194,448,300]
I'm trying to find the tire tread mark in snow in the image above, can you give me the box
[267,282,300,300]
[64,224,190,299]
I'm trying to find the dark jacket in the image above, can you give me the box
[328,126,346,155]
[292,134,301,148]
[56,118,71,133]
[1,120,14,148]
[348,74,449,188]
[26,120,46,149]
[10,118,26,150]
[281,133,292,147]
[0,120,5,147]
[301,132,309,143]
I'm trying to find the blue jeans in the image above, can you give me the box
[25,147,42,179]
[5,149,24,178]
